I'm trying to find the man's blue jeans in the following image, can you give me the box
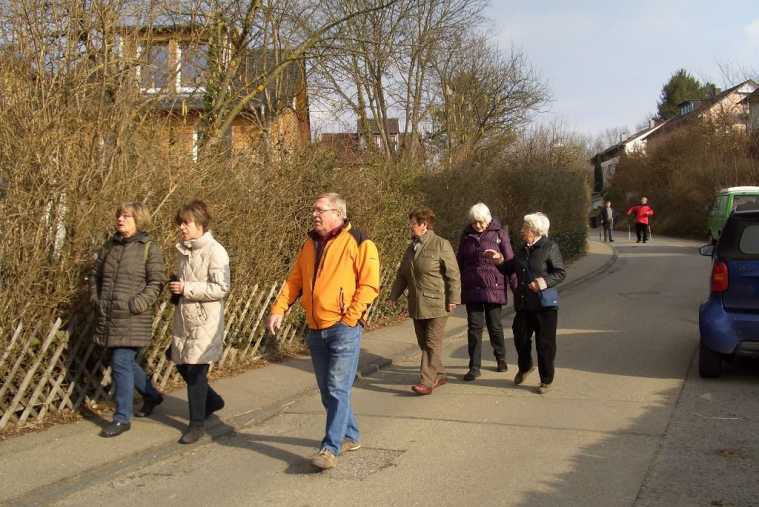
[306,322,362,455]
[111,347,161,423]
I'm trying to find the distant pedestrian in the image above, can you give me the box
[456,203,514,381]
[90,202,166,438]
[598,200,615,242]
[485,212,566,394]
[266,193,380,471]
[169,200,230,444]
[390,207,461,395]
[627,197,654,243]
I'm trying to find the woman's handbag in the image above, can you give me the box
[526,265,559,308]
[538,287,559,308]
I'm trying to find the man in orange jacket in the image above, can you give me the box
[266,192,380,471]
[627,196,655,243]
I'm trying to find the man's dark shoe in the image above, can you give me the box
[135,394,164,418]
[496,359,508,372]
[179,425,205,444]
[434,376,448,389]
[101,421,131,438]
[514,366,535,386]
[463,369,481,381]
[205,398,225,419]
[412,383,433,395]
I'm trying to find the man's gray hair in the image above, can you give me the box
[524,212,550,237]
[467,202,492,225]
[316,192,347,219]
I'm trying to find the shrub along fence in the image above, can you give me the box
[606,123,759,238]
[0,266,400,433]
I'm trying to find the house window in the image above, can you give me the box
[178,43,208,93]
[680,101,695,116]
[139,42,171,93]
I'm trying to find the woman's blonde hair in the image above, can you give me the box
[115,202,152,232]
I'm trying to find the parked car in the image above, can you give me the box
[707,186,759,242]
[698,209,759,377]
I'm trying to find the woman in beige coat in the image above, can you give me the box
[390,207,461,395]
[169,200,231,444]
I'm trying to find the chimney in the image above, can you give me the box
[649,118,656,129]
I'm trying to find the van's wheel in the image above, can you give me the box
[699,342,723,378]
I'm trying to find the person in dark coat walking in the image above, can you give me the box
[90,202,166,437]
[485,212,566,394]
[457,203,514,381]
[598,200,615,242]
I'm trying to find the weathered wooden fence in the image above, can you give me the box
[0,266,401,433]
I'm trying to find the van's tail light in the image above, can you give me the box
[711,261,729,293]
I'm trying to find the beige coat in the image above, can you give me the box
[390,230,461,319]
[171,232,231,364]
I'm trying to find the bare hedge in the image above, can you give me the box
[421,147,591,259]
[607,124,759,238]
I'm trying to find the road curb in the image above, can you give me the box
[559,241,618,295]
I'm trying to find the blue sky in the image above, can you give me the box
[486,0,759,140]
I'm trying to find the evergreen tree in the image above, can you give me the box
[656,69,720,120]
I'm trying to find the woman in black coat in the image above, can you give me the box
[90,202,166,437]
[485,212,566,394]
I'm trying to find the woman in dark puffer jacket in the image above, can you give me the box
[90,202,166,437]
[457,203,514,381]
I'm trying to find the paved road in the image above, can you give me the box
[44,236,759,506]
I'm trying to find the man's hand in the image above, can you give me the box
[447,303,457,312]
[266,314,284,335]
[482,249,504,265]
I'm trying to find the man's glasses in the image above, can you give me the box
[312,208,337,216]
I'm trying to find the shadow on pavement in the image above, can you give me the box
[212,421,322,475]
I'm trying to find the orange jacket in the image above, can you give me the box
[271,223,380,330]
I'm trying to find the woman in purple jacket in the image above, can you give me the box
[457,203,514,381]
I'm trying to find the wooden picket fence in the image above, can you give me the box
[0,266,401,433]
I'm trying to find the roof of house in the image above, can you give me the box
[358,118,400,135]
[594,79,759,163]
[591,121,667,162]
[647,79,759,139]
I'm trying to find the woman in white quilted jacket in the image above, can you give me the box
[169,200,231,444]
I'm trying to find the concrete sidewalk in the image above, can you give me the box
[0,239,615,505]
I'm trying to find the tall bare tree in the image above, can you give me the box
[430,34,548,163]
